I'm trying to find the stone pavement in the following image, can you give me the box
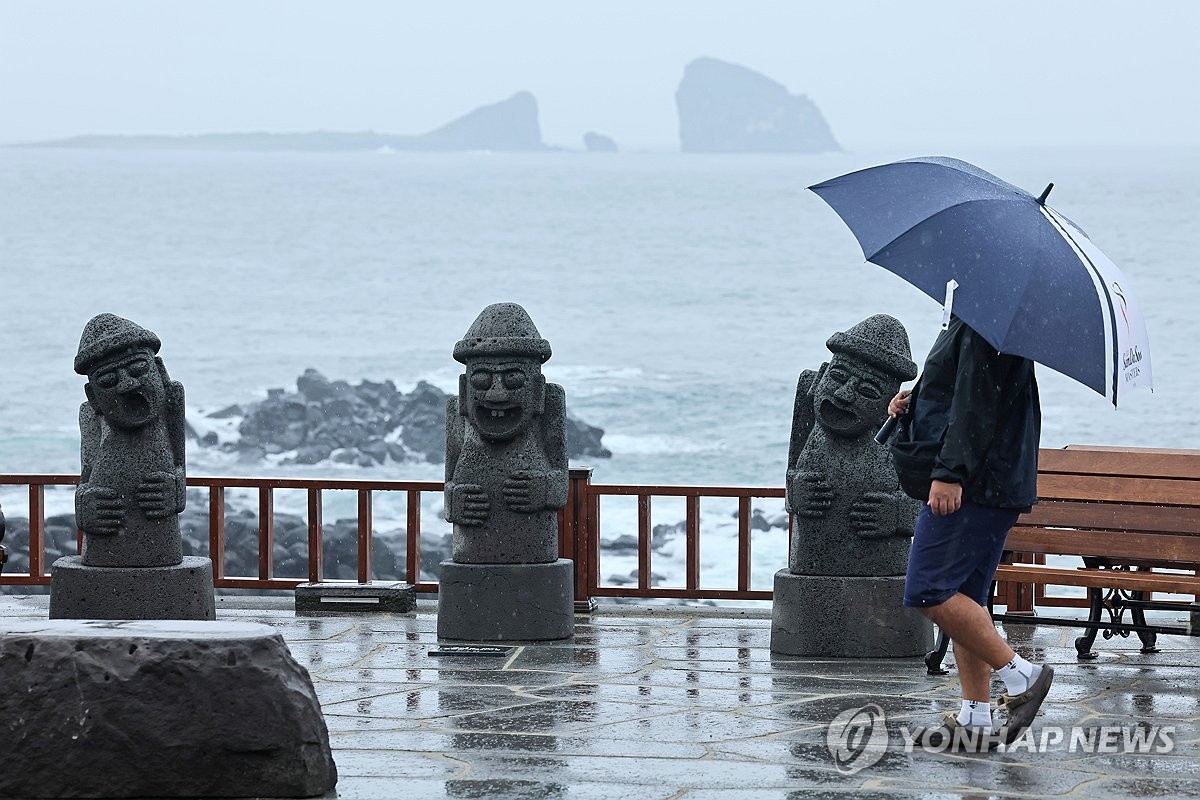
[2,595,1198,799]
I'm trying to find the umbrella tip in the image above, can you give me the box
[1037,182,1054,205]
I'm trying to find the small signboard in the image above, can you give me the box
[428,645,515,657]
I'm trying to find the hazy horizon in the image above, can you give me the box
[3,1,1199,150]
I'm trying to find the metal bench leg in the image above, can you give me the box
[1075,588,1102,660]
[925,628,951,675]
[1130,591,1160,653]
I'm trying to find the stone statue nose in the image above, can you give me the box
[833,379,858,402]
[484,381,509,402]
[116,372,141,393]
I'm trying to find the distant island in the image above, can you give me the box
[18,60,840,154]
[21,91,550,153]
[676,57,839,153]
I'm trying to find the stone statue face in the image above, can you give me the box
[84,349,167,431]
[813,355,890,439]
[462,359,542,441]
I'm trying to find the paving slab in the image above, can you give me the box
[1,594,1196,800]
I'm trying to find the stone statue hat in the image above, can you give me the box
[826,314,918,380]
[453,302,552,364]
[74,313,162,375]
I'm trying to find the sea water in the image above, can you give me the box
[2,146,1196,590]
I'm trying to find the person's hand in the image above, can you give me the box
[927,480,962,516]
[888,389,912,418]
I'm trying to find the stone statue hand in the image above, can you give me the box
[503,470,547,514]
[137,472,179,519]
[794,471,834,518]
[849,491,899,538]
[449,483,490,526]
[77,485,124,535]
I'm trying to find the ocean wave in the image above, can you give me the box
[602,433,726,455]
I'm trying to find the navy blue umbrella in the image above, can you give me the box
[810,156,1151,407]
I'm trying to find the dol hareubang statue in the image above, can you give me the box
[771,314,931,656]
[786,314,919,576]
[445,304,568,563]
[74,314,186,567]
[438,303,573,641]
[49,314,214,620]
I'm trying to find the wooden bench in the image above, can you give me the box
[924,445,1200,674]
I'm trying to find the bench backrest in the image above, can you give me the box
[1007,446,1200,567]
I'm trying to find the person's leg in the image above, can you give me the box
[923,592,1015,674]
[932,595,1015,696]
[905,502,1053,744]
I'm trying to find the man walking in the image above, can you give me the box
[890,316,1052,749]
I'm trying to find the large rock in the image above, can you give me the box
[203,369,611,466]
[0,619,336,798]
[676,57,839,153]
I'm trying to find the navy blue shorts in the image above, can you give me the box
[903,500,1021,608]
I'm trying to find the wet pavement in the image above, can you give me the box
[3,595,1198,799]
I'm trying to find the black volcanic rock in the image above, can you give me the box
[0,619,337,799]
[583,131,618,152]
[676,57,839,153]
[195,369,610,467]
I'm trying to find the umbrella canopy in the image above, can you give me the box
[810,156,1152,406]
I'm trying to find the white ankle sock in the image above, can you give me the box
[996,655,1041,695]
[956,699,993,731]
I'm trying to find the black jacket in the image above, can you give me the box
[911,317,1041,510]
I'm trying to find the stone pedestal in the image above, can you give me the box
[49,555,216,620]
[295,581,416,615]
[770,569,932,657]
[0,619,337,799]
[437,558,574,641]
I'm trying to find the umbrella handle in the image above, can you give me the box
[874,415,900,445]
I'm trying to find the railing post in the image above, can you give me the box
[209,486,225,582]
[567,467,596,613]
[28,484,45,578]
[258,486,274,581]
[307,488,323,583]
[685,495,700,592]
[406,490,422,586]
[357,489,372,584]
[637,495,652,590]
[737,495,752,593]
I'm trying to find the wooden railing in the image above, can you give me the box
[0,469,790,604]
[0,468,1093,609]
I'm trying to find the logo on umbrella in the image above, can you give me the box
[1112,282,1131,335]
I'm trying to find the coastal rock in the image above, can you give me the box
[194,369,610,467]
[0,493,453,588]
[0,620,336,798]
[583,132,618,152]
[676,57,839,153]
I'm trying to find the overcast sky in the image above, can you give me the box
[3,1,1198,150]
